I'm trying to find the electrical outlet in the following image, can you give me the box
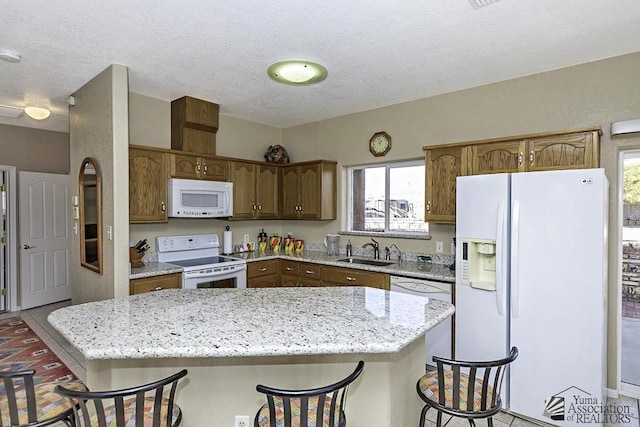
[234,415,250,427]
[243,234,250,243]
[436,241,444,253]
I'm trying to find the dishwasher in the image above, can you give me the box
[390,275,453,366]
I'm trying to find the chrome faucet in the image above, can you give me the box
[390,243,403,263]
[362,238,380,259]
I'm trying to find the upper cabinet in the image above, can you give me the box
[424,127,601,223]
[281,161,337,220]
[230,161,279,219]
[170,153,229,181]
[129,146,169,223]
[424,145,467,223]
[171,96,219,156]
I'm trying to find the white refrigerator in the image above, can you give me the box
[455,168,608,426]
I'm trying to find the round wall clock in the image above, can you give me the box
[369,131,392,157]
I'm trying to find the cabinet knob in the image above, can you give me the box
[161,202,166,212]
[305,269,314,274]
[426,202,431,213]
[518,152,523,165]
[259,267,268,272]
[346,276,357,281]
[529,151,534,165]
[257,203,262,210]
[152,287,163,291]
[203,165,209,173]
[286,267,294,271]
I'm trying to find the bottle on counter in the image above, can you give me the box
[346,239,353,257]
[258,229,268,252]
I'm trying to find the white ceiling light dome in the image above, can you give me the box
[24,104,50,120]
[267,60,328,85]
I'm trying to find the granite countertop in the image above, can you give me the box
[237,250,455,283]
[48,287,455,360]
[129,261,183,279]
[128,251,455,283]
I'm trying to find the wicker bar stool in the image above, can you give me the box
[417,347,518,427]
[255,361,365,427]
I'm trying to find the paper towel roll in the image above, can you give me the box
[223,230,233,254]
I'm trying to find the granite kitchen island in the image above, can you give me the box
[48,287,454,427]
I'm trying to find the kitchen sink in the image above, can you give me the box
[337,258,396,267]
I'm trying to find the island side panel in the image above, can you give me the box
[86,340,425,427]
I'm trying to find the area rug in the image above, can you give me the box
[0,317,78,385]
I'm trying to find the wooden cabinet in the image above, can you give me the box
[281,260,300,287]
[299,262,322,287]
[322,266,390,290]
[424,145,467,224]
[526,130,599,172]
[130,273,182,295]
[171,153,229,181]
[171,96,219,155]
[230,161,279,219]
[281,161,337,220]
[468,129,600,175]
[129,146,169,223]
[247,259,280,288]
[469,140,525,175]
[425,127,601,223]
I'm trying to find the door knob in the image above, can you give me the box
[22,244,36,249]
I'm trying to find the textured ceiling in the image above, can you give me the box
[1,0,640,133]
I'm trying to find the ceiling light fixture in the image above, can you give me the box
[24,104,51,120]
[267,60,328,85]
[0,51,21,63]
[0,104,23,118]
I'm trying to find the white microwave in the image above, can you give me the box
[167,179,233,218]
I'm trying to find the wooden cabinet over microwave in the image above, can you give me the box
[171,153,229,181]
[129,146,169,223]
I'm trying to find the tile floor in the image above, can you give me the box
[2,301,639,427]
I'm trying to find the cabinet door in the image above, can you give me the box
[130,273,181,295]
[280,165,300,218]
[322,266,389,290]
[526,131,599,171]
[256,165,279,218]
[201,157,230,181]
[298,163,321,219]
[425,146,464,223]
[281,274,299,287]
[172,153,201,179]
[129,148,168,223]
[181,128,216,156]
[470,141,526,175]
[230,161,257,219]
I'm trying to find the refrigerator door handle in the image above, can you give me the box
[496,200,507,316]
[511,200,520,318]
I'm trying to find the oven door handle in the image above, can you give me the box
[183,265,246,279]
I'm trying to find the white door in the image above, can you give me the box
[509,169,607,424]
[19,172,71,309]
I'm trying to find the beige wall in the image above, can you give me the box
[70,64,130,304]
[0,123,69,173]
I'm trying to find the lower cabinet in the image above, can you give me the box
[130,273,182,295]
[322,266,390,290]
[256,259,390,289]
[247,259,280,288]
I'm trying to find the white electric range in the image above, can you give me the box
[156,234,247,289]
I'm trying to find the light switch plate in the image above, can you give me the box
[436,241,444,253]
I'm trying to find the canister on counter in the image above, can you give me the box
[258,229,268,252]
[284,233,295,252]
[270,234,281,251]
[294,239,304,252]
